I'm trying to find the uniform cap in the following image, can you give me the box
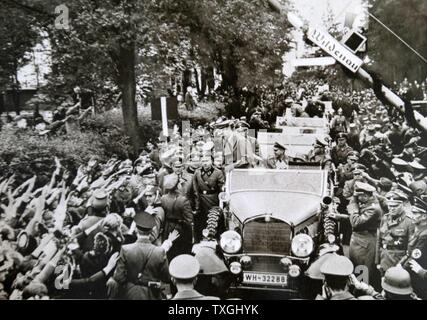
[367,124,375,131]
[336,133,348,140]
[315,136,328,147]
[172,159,184,168]
[354,181,376,194]
[134,211,156,231]
[320,254,354,277]
[273,142,287,151]
[385,190,408,203]
[382,266,413,295]
[352,163,367,172]
[93,189,108,200]
[411,206,427,214]
[163,173,179,190]
[409,161,426,170]
[169,254,200,280]
[392,158,408,167]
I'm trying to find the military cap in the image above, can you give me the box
[354,182,376,194]
[169,254,200,280]
[392,158,408,167]
[411,206,427,215]
[315,136,328,147]
[385,191,408,203]
[349,123,357,129]
[143,172,156,179]
[320,254,354,277]
[409,161,426,170]
[214,119,231,129]
[134,211,156,231]
[305,252,335,280]
[336,133,348,140]
[404,139,417,149]
[172,159,184,168]
[382,266,413,295]
[92,189,108,207]
[236,121,250,130]
[163,173,179,190]
[273,142,287,151]
[378,177,393,191]
[352,163,367,172]
[285,97,294,103]
[93,189,108,200]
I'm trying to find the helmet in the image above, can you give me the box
[382,266,413,295]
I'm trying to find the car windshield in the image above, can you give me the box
[229,169,324,196]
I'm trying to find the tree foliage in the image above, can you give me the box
[368,0,427,82]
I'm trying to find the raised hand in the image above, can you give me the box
[167,230,180,243]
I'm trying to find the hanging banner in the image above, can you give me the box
[307,26,363,73]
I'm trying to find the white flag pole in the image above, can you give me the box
[160,96,168,137]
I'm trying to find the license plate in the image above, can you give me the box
[242,272,287,286]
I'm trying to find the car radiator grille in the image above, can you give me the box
[243,218,292,256]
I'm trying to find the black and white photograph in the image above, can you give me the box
[1,0,427,303]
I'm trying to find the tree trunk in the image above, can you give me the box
[12,62,20,115]
[182,68,192,95]
[117,42,141,156]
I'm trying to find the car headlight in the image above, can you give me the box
[220,230,242,254]
[291,234,314,258]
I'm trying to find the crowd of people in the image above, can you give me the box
[1,77,427,300]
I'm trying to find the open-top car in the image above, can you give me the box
[218,168,336,299]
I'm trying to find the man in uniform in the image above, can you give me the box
[348,182,382,283]
[402,203,427,299]
[171,159,195,209]
[161,174,194,261]
[306,136,332,170]
[266,142,289,169]
[108,211,174,300]
[316,254,357,300]
[378,191,415,274]
[331,133,354,167]
[169,254,220,300]
[192,155,225,242]
[74,189,109,252]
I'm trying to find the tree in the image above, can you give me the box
[368,0,427,83]
[0,1,39,114]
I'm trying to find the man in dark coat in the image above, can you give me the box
[192,156,224,242]
[108,212,173,300]
[348,182,382,283]
[331,133,353,167]
[403,204,427,299]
